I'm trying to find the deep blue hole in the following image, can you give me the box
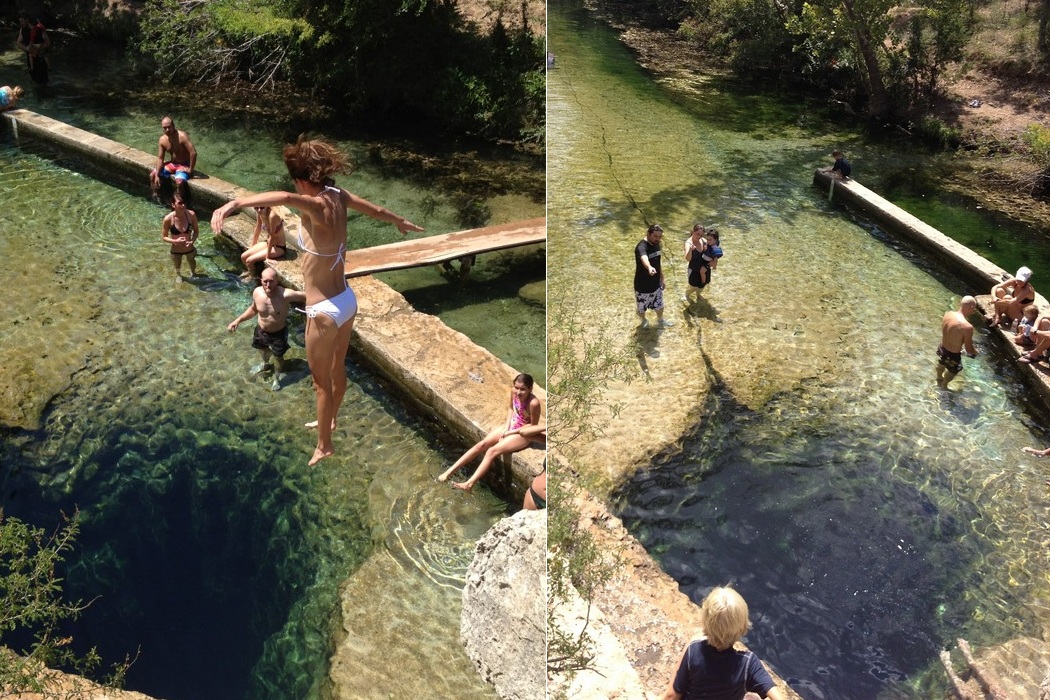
[611,389,1035,699]
[2,423,321,700]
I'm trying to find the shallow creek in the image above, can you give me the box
[0,37,544,700]
[548,2,1050,697]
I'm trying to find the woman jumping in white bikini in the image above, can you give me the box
[211,136,423,465]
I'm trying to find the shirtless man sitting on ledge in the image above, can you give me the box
[150,116,197,198]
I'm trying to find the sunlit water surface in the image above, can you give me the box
[0,133,505,700]
[0,39,544,383]
[549,3,1050,698]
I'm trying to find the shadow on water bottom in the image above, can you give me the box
[612,388,1041,700]
[1,390,371,700]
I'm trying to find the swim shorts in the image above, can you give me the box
[635,287,665,313]
[937,345,963,374]
[160,162,192,182]
[529,485,546,510]
[253,325,290,357]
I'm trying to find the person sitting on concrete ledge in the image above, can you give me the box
[1017,333,1050,364]
[1013,304,1040,348]
[0,85,24,112]
[438,373,542,492]
[823,150,851,179]
[240,205,287,280]
[987,266,1035,327]
[150,116,197,199]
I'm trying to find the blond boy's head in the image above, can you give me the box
[700,585,751,651]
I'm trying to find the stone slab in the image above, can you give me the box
[1,108,545,500]
[815,170,1050,411]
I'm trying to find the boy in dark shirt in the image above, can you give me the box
[662,586,787,700]
[827,150,852,179]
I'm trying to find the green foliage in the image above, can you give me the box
[0,510,131,698]
[914,115,962,148]
[434,25,546,140]
[546,301,636,685]
[1023,123,1050,165]
[131,0,544,142]
[546,302,637,459]
[683,0,796,75]
[546,470,623,683]
[683,0,975,117]
[134,0,308,88]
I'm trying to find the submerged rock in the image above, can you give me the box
[461,509,545,700]
[518,280,546,307]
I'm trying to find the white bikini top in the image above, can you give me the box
[296,186,345,271]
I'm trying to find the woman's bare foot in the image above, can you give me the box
[308,446,334,466]
[304,420,337,430]
[1022,446,1049,456]
[451,481,474,492]
[437,466,458,482]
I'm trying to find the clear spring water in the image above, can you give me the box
[0,38,545,384]
[548,2,1050,697]
[0,132,506,699]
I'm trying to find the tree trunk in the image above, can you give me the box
[1040,0,1050,54]
[840,0,892,118]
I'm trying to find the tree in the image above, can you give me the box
[778,0,974,118]
[132,0,545,142]
[0,509,131,698]
[135,0,309,90]
[546,301,636,691]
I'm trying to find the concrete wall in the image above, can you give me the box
[2,108,545,502]
[814,169,1050,407]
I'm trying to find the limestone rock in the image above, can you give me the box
[518,280,546,307]
[461,510,545,700]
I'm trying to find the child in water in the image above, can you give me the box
[438,373,542,492]
[699,228,723,287]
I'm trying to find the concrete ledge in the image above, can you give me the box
[3,108,544,500]
[814,169,1050,409]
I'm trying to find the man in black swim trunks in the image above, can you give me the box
[937,296,978,389]
[227,267,306,391]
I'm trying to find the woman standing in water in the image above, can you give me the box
[211,136,423,465]
[162,194,199,281]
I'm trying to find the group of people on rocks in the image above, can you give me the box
[936,265,1041,389]
[152,118,544,492]
[634,222,724,329]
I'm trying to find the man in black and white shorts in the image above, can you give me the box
[634,223,673,329]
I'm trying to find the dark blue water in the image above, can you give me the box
[611,387,1033,699]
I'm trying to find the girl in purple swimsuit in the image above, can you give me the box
[438,373,542,492]
[211,136,423,466]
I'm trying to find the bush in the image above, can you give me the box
[0,509,132,698]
